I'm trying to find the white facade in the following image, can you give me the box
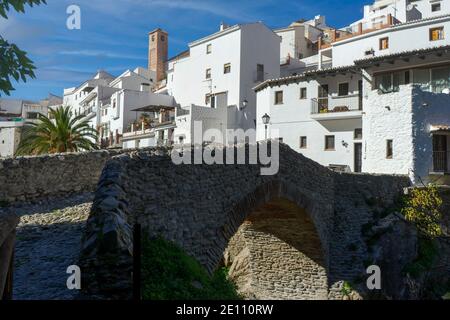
[254,0,450,184]
[167,22,281,144]
[0,121,23,158]
[332,15,450,67]
[256,72,363,172]
[0,96,60,157]
[361,57,450,183]
[62,68,172,148]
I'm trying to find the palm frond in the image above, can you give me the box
[16,105,99,156]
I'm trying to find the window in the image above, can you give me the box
[354,128,363,140]
[430,27,444,41]
[432,2,441,12]
[206,68,211,79]
[274,91,284,105]
[26,112,39,119]
[404,70,410,85]
[375,72,401,93]
[112,99,116,108]
[386,140,393,159]
[161,35,165,41]
[256,64,264,82]
[151,35,155,42]
[338,83,349,96]
[300,136,307,149]
[224,63,231,74]
[300,87,307,99]
[431,66,450,93]
[379,37,389,50]
[206,44,212,54]
[206,94,216,108]
[325,135,335,150]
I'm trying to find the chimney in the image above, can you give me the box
[148,28,168,83]
[220,22,229,31]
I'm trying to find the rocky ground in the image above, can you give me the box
[1,193,93,300]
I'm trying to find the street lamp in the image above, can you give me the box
[262,113,270,140]
[241,99,248,110]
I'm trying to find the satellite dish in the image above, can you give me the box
[407,4,414,10]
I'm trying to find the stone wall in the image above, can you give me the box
[0,150,126,204]
[0,212,19,298]
[79,143,412,299]
[225,198,328,300]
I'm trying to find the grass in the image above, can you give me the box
[141,237,241,300]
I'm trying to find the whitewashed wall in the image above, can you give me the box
[256,74,363,171]
[333,16,450,67]
[362,79,415,177]
[0,122,22,158]
[411,85,450,182]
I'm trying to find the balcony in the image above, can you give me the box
[311,95,363,120]
[80,106,97,120]
[319,14,394,49]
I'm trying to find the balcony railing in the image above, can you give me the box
[433,151,450,173]
[311,95,362,115]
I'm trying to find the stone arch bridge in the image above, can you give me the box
[79,143,410,300]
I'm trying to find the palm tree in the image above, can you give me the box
[16,105,99,156]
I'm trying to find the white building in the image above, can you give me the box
[0,95,62,157]
[166,22,281,144]
[255,0,450,184]
[62,67,174,148]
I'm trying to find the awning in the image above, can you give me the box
[131,105,175,112]
[430,124,450,134]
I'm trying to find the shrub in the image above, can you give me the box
[141,237,240,300]
[401,185,443,237]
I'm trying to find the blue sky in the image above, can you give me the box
[1,0,369,101]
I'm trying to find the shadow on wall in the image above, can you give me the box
[224,198,329,300]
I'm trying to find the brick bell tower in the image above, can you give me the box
[148,28,168,83]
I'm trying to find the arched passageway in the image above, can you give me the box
[224,198,328,300]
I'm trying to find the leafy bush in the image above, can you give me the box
[401,185,443,237]
[141,237,240,300]
[341,281,353,297]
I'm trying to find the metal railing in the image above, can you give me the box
[433,151,450,173]
[311,95,362,115]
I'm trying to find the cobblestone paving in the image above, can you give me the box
[3,193,93,300]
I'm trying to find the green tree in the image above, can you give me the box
[16,106,99,155]
[0,0,46,95]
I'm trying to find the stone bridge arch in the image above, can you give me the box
[222,182,329,299]
[79,143,410,299]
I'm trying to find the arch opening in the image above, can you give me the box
[222,197,329,300]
